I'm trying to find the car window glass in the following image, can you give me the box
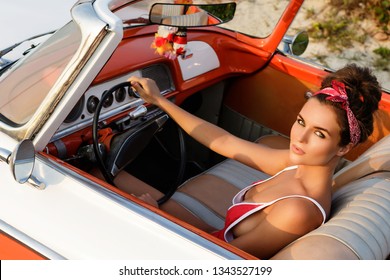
[115,1,150,26]
[220,0,289,38]
[0,22,81,124]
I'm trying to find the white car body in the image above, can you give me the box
[0,0,240,259]
[1,0,389,261]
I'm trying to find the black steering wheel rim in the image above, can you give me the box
[92,81,132,186]
[92,81,186,206]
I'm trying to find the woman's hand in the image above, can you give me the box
[137,193,159,208]
[128,76,163,106]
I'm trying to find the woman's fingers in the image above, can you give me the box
[128,76,161,104]
[138,193,159,208]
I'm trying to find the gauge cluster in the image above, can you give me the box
[55,64,174,139]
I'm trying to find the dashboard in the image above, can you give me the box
[54,63,174,140]
[52,39,221,142]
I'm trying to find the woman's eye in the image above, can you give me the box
[315,131,325,138]
[297,118,304,126]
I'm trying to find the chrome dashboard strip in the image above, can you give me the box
[52,98,144,141]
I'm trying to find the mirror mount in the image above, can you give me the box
[149,3,236,28]
[0,147,11,163]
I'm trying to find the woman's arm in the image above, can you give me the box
[128,77,289,174]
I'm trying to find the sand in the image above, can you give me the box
[288,0,389,89]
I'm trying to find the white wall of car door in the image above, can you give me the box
[0,153,227,259]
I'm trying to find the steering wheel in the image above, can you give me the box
[92,81,186,204]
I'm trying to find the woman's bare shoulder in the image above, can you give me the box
[268,197,323,235]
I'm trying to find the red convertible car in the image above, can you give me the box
[0,0,389,260]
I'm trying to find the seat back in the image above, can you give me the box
[333,134,390,192]
[274,135,390,259]
[273,172,390,259]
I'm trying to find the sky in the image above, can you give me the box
[0,0,76,50]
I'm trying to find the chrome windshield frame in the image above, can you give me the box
[0,0,124,152]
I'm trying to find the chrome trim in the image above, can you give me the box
[27,175,46,190]
[0,147,10,163]
[0,2,108,142]
[94,0,123,29]
[34,0,124,151]
[52,98,144,141]
[277,48,333,72]
[0,219,66,260]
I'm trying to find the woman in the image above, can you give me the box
[126,64,381,258]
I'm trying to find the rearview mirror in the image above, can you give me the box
[149,3,236,27]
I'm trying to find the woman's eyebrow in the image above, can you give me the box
[298,114,332,135]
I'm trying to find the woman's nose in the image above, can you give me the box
[297,128,309,143]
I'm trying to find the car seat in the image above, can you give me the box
[172,134,390,259]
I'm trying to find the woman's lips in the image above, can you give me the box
[291,144,305,155]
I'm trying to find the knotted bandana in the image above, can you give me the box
[313,80,361,145]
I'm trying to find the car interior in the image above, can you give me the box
[39,11,390,259]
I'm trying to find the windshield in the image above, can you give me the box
[0,22,81,125]
[119,0,290,38]
[0,0,290,126]
[220,0,289,38]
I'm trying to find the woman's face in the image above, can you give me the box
[289,98,345,166]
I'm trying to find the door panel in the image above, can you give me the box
[223,53,390,160]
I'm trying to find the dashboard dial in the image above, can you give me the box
[115,87,126,103]
[128,86,140,98]
[87,95,99,114]
[103,91,114,108]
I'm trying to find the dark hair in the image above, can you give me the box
[314,64,382,146]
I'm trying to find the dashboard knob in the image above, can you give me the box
[87,96,99,114]
[129,105,147,119]
[128,86,140,98]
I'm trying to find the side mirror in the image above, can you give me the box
[282,31,309,56]
[0,139,36,184]
[149,3,236,27]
